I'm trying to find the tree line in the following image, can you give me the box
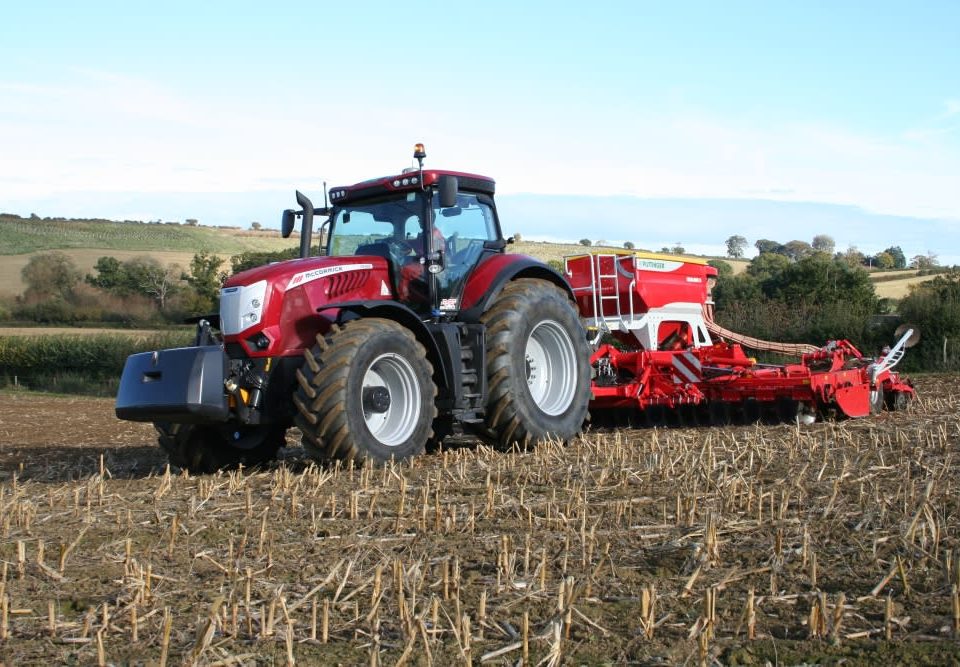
[3,247,297,325]
[710,241,960,371]
[724,233,938,270]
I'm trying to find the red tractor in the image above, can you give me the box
[116,145,592,472]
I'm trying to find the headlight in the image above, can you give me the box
[220,280,268,335]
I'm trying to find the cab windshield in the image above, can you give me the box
[326,191,426,257]
[325,188,499,311]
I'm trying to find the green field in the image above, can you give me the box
[0,215,298,255]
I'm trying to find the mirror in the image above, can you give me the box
[281,209,296,238]
[438,175,458,208]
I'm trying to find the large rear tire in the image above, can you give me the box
[293,319,437,464]
[479,279,591,449]
[155,423,285,474]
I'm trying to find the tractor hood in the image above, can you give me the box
[220,255,392,356]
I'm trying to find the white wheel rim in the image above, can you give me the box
[524,320,578,416]
[362,353,421,447]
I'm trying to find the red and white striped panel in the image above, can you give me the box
[670,350,702,384]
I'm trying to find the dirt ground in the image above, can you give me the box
[1,379,959,665]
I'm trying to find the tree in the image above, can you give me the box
[623,241,635,250]
[249,221,262,231]
[746,252,792,282]
[670,244,686,255]
[782,240,814,261]
[872,251,895,270]
[898,271,960,370]
[884,246,907,269]
[86,256,126,292]
[185,218,199,226]
[910,252,939,270]
[512,232,523,242]
[579,239,592,247]
[754,239,783,255]
[87,255,182,305]
[725,235,748,259]
[140,263,182,310]
[21,251,81,301]
[840,245,865,267]
[230,248,300,274]
[708,259,733,277]
[183,251,226,312]
[99,256,183,309]
[811,234,835,255]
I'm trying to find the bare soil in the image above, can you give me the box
[0,379,959,665]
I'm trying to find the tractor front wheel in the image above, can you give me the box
[294,319,437,464]
[155,423,286,474]
[480,279,591,449]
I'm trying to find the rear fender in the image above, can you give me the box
[458,254,573,322]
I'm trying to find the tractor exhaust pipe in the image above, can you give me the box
[296,190,314,259]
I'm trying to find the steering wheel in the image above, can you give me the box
[445,232,460,257]
[383,237,413,262]
[449,237,483,266]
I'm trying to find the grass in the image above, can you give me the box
[873,274,940,299]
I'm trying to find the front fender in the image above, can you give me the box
[322,301,452,401]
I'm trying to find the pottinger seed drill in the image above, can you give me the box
[566,252,915,426]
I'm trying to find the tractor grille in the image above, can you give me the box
[327,271,367,298]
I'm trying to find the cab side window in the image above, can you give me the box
[434,193,497,306]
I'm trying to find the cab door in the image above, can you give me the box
[432,193,499,313]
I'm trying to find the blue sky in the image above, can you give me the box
[2,2,958,261]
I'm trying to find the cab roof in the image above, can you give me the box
[329,169,495,205]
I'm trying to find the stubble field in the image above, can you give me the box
[0,378,959,665]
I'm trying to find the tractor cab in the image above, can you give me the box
[285,143,503,316]
[325,188,500,313]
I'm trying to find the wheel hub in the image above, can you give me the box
[524,320,578,416]
[361,353,422,447]
[363,386,391,413]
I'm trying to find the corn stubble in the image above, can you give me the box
[0,375,959,664]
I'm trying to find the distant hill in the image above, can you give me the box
[0,214,297,255]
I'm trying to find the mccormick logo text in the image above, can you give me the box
[286,263,374,290]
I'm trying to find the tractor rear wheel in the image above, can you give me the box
[294,319,437,464]
[479,279,591,449]
[155,423,285,474]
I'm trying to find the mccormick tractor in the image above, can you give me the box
[116,145,592,472]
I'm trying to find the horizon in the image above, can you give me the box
[3,192,955,266]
